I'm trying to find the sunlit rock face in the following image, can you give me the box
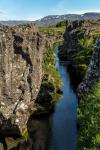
[59,20,100,61]
[77,38,100,95]
[0,24,45,130]
[58,20,100,93]
[0,23,64,150]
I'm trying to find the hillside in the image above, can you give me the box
[0,12,100,27]
[35,13,100,27]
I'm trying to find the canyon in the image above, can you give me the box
[0,19,100,150]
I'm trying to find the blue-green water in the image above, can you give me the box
[49,49,77,150]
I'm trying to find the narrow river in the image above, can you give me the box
[49,48,77,150]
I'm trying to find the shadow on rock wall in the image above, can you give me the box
[0,113,22,150]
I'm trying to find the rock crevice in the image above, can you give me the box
[0,24,44,131]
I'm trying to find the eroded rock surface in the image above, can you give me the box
[58,20,100,94]
[0,24,64,149]
[0,24,45,131]
[77,38,100,95]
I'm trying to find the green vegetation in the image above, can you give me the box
[39,21,67,34]
[7,138,23,149]
[78,81,100,150]
[71,36,95,79]
[56,20,68,27]
[75,21,100,150]
[73,32,100,78]
[39,26,65,34]
[6,128,28,149]
[72,20,100,74]
[75,36,95,64]
[43,43,63,103]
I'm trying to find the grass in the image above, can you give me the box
[73,33,100,79]
[43,44,63,103]
[77,81,100,150]
[72,20,100,69]
[39,24,65,93]
[65,20,100,150]
[74,36,95,64]
[6,128,28,149]
[39,26,65,34]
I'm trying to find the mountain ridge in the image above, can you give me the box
[0,12,100,26]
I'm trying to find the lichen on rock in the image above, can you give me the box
[0,24,45,132]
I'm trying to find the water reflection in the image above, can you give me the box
[49,49,77,150]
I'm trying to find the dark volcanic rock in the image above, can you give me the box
[58,20,100,95]
[0,24,63,149]
[77,38,100,95]
[35,82,54,105]
[58,20,85,61]
[0,24,45,131]
[11,112,51,150]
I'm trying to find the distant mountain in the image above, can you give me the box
[34,13,100,27]
[34,14,81,27]
[83,12,100,20]
[0,13,100,27]
[0,20,33,26]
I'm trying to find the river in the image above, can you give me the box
[49,48,78,150]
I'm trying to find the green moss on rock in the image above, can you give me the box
[77,82,100,150]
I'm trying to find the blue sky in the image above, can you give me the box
[0,0,100,20]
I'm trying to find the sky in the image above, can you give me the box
[0,0,100,20]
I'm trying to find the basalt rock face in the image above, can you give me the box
[77,38,100,95]
[59,20,100,61]
[0,24,45,132]
[58,20,85,61]
[58,20,100,94]
[0,24,63,149]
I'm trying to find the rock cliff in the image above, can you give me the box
[0,24,46,132]
[77,38,100,95]
[59,20,100,94]
[58,20,100,150]
[0,24,63,149]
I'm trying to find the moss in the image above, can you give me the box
[21,128,28,140]
[42,44,62,103]
[77,82,100,150]
[51,92,62,104]
[72,22,100,66]
[7,138,23,149]
[6,127,28,149]
[43,45,62,89]
[74,36,95,65]
[39,26,65,33]
[72,34,99,80]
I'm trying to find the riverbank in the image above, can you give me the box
[49,48,77,150]
[58,20,100,150]
[78,81,100,149]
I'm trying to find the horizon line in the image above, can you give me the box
[0,11,100,21]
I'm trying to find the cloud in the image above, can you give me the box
[0,11,4,14]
